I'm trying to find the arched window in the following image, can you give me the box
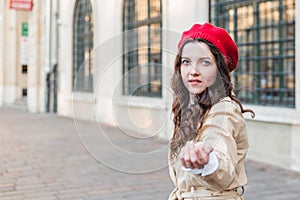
[73,0,94,92]
[123,0,162,97]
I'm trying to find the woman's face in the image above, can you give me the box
[180,41,218,95]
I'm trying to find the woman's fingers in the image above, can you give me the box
[180,141,193,168]
[189,142,202,169]
[180,141,213,169]
[195,142,213,167]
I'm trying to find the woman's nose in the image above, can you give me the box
[190,64,200,75]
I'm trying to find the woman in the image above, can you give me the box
[169,23,255,200]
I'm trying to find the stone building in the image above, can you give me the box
[0,0,299,171]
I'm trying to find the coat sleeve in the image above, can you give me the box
[196,99,248,190]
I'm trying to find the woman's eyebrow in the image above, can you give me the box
[181,56,211,60]
[199,57,211,60]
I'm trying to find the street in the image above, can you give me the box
[1,107,300,200]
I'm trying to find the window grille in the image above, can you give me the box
[210,0,295,108]
[73,0,94,92]
[123,0,162,97]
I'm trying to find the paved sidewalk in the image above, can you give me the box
[1,107,300,200]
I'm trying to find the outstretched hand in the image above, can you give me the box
[180,140,214,169]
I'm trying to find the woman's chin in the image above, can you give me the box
[188,89,204,95]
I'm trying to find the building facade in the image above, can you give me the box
[0,0,299,171]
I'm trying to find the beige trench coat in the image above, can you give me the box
[169,97,249,200]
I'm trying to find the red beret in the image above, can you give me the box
[177,23,239,72]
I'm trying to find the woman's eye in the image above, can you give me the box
[181,59,190,65]
[201,60,210,66]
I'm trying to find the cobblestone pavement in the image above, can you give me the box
[1,107,300,200]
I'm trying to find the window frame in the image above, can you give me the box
[210,0,295,108]
[122,0,163,98]
[72,0,94,93]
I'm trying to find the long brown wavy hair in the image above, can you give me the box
[170,39,255,158]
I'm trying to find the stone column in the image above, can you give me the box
[292,0,300,172]
[27,0,46,112]
[0,1,4,106]
[3,6,18,104]
[296,0,300,111]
